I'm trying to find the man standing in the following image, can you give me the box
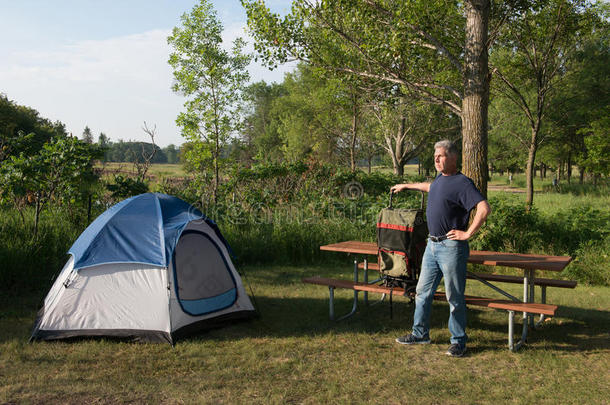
[390,140,491,357]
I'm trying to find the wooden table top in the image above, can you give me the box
[320,241,572,272]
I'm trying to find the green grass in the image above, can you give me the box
[1,264,609,404]
[98,162,186,179]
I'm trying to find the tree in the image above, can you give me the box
[241,0,512,196]
[242,80,288,163]
[490,0,586,210]
[163,144,180,164]
[82,126,94,144]
[370,95,459,176]
[488,95,527,175]
[0,136,102,236]
[545,3,610,183]
[581,112,610,178]
[0,94,66,162]
[168,0,251,203]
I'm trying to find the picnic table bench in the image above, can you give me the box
[303,241,575,351]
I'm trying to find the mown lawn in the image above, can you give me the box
[1,264,608,404]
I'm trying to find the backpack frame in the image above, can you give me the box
[376,191,428,296]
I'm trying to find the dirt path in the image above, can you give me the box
[488,185,526,193]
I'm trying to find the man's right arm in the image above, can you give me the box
[390,182,431,194]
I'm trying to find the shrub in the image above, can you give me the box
[561,237,610,286]
[471,196,544,253]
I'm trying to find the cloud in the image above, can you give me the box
[0,26,295,146]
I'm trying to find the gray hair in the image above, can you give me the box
[434,140,458,157]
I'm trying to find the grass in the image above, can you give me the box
[97,162,186,179]
[1,264,609,404]
[1,164,608,403]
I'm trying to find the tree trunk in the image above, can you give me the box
[525,142,537,212]
[34,194,41,239]
[462,0,490,198]
[350,96,358,172]
[567,152,572,184]
[214,131,219,204]
[394,117,406,176]
[395,163,405,176]
[578,165,585,184]
[87,194,92,224]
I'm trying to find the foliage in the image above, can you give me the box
[472,196,545,253]
[581,112,610,176]
[105,175,149,200]
[0,208,81,292]
[471,194,609,285]
[242,0,515,193]
[241,80,288,163]
[490,0,588,209]
[0,136,103,235]
[544,3,610,179]
[102,140,169,164]
[0,94,67,163]
[168,0,251,203]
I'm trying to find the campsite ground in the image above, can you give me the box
[1,265,609,404]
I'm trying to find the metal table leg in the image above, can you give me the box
[535,286,548,328]
[516,269,533,348]
[328,259,360,321]
[528,270,536,328]
[363,258,368,305]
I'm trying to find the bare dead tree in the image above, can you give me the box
[135,121,158,182]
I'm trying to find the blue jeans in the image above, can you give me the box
[412,239,469,346]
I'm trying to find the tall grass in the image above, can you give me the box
[0,209,84,294]
[1,169,608,295]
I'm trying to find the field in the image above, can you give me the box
[1,164,609,404]
[97,162,186,179]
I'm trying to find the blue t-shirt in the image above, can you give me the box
[426,172,485,237]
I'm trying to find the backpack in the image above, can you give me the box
[376,191,428,288]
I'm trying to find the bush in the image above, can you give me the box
[471,196,544,253]
[562,237,610,286]
[543,206,610,255]
[469,195,609,285]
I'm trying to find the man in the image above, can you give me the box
[390,140,491,357]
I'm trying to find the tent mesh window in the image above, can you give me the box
[173,231,237,316]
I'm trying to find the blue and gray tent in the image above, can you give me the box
[31,193,255,344]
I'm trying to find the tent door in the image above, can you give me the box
[172,230,237,316]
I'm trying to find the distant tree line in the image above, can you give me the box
[96,134,181,164]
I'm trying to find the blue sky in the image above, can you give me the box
[0,0,295,146]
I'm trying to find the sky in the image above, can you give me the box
[0,0,296,146]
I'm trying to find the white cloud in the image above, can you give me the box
[0,26,295,147]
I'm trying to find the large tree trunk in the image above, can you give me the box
[462,0,490,198]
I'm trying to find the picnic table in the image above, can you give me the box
[304,240,574,351]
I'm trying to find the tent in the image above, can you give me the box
[31,193,255,344]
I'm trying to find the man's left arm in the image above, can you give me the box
[446,200,491,241]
